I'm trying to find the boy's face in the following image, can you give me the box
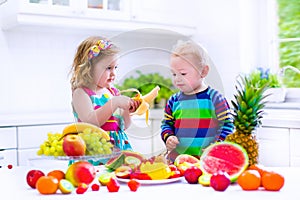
[170,56,203,94]
[93,55,119,88]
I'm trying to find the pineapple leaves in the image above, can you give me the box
[231,73,268,133]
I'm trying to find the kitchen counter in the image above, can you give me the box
[262,108,300,129]
[0,111,74,127]
[1,165,299,200]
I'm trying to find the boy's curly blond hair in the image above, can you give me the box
[70,36,120,91]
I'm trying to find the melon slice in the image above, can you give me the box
[174,154,199,167]
[105,153,125,170]
[199,142,249,182]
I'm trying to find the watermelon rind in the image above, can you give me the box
[199,141,249,182]
[105,153,125,170]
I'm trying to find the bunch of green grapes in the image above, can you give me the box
[79,128,113,155]
[37,132,65,157]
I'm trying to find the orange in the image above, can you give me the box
[261,171,284,191]
[237,169,261,190]
[248,164,267,177]
[47,170,65,181]
[36,176,59,194]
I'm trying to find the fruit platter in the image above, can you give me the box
[37,122,121,161]
[13,137,287,196]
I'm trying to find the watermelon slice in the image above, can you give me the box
[199,142,249,182]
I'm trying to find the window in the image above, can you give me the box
[276,0,300,88]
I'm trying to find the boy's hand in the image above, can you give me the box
[166,136,179,151]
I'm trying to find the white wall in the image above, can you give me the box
[0,0,271,116]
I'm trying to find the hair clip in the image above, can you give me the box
[88,39,112,60]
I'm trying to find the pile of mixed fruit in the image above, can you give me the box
[27,126,285,195]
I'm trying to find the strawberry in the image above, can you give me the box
[76,183,88,194]
[91,183,100,191]
[106,177,120,192]
[127,179,141,192]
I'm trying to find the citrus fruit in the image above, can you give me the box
[36,176,59,194]
[124,156,141,169]
[98,172,114,186]
[198,174,212,186]
[261,171,285,191]
[58,179,75,194]
[248,164,267,177]
[237,169,261,190]
[199,141,249,182]
[47,169,65,181]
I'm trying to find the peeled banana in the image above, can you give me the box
[61,122,110,140]
[121,86,160,125]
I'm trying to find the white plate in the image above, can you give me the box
[116,177,183,185]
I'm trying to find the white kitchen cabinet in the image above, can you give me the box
[17,124,68,166]
[126,111,166,158]
[0,0,196,36]
[0,149,18,167]
[0,127,17,150]
[18,148,69,169]
[256,127,290,167]
[0,128,18,167]
[131,0,197,28]
[290,128,300,167]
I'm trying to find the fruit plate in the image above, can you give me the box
[116,177,183,185]
[40,148,121,161]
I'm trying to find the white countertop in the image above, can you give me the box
[0,107,299,129]
[0,165,299,200]
[0,111,74,127]
[262,109,300,129]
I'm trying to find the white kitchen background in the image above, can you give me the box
[2,0,298,167]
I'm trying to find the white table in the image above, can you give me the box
[0,165,299,200]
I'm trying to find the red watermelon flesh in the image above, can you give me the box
[199,142,249,182]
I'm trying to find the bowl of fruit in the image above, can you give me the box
[36,122,121,161]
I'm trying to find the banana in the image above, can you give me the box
[61,122,110,140]
[120,86,160,125]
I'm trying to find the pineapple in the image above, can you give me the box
[225,75,269,166]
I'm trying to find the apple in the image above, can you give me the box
[26,169,45,189]
[65,161,96,187]
[62,134,86,156]
[114,165,132,179]
[184,166,202,184]
[107,177,120,192]
[210,171,231,191]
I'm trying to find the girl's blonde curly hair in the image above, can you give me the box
[70,36,120,91]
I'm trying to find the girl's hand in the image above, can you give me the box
[166,136,179,151]
[112,96,133,110]
[129,99,141,113]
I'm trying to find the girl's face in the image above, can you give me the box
[92,55,119,89]
[170,56,204,94]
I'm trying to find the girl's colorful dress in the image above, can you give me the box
[72,87,133,165]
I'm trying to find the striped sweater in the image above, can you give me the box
[161,87,234,157]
